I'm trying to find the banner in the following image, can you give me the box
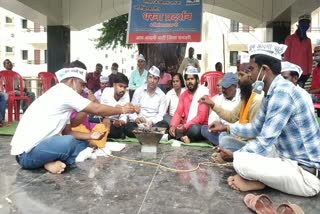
[127,0,202,43]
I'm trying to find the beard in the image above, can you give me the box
[188,81,198,92]
[239,80,252,102]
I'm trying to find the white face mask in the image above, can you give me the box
[314,56,320,63]
[252,66,265,94]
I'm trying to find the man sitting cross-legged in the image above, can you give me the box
[209,42,320,197]
[125,66,169,137]
[169,66,209,144]
[11,66,135,174]
[200,72,241,146]
[101,73,131,139]
[199,53,264,163]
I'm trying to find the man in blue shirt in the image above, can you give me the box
[210,42,320,197]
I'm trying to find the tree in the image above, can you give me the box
[95,14,186,70]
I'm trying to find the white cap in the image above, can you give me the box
[239,52,250,64]
[299,14,311,22]
[56,67,87,83]
[185,65,199,75]
[137,54,145,61]
[100,75,109,83]
[248,42,287,60]
[281,61,303,78]
[148,66,160,77]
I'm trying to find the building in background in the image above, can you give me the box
[1,7,320,78]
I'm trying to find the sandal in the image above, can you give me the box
[276,203,304,214]
[243,193,276,214]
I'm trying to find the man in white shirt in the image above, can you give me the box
[201,73,240,145]
[125,66,169,137]
[11,66,135,174]
[164,73,186,125]
[101,73,130,139]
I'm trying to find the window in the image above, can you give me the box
[105,66,108,70]
[229,51,238,66]
[131,66,134,70]
[131,54,134,59]
[5,16,13,23]
[5,46,13,53]
[44,50,48,63]
[230,20,239,32]
[22,19,27,28]
[22,50,28,60]
[105,54,108,58]
[122,58,126,64]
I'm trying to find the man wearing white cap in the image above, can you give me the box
[284,14,313,88]
[11,63,135,174]
[128,54,148,100]
[93,75,109,103]
[169,65,209,144]
[281,61,313,112]
[125,66,168,137]
[210,42,320,197]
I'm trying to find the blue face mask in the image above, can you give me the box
[111,69,117,74]
[298,22,310,39]
[252,67,265,94]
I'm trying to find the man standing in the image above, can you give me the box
[86,63,103,93]
[107,62,119,86]
[128,54,148,100]
[126,66,168,137]
[169,66,209,144]
[178,47,200,74]
[210,42,320,197]
[101,73,130,139]
[284,14,312,88]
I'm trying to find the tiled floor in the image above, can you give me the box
[0,136,319,214]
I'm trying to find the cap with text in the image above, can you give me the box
[248,42,287,60]
[56,67,87,83]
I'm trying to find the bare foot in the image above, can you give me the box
[44,161,66,174]
[211,153,227,164]
[180,136,190,144]
[227,174,265,191]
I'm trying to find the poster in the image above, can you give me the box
[128,0,202,43]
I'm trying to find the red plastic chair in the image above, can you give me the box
[38,72,58,94]
[0,70,31,123]
[201,71,224,97]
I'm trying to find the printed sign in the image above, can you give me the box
[128,0,202,43]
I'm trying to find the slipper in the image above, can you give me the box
[243,193,276,214]
[276,203,304,214]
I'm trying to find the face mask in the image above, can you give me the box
[252,67,265,94]
[111,69,117,74]
[314,56,320,63]
[298,22,309,39]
